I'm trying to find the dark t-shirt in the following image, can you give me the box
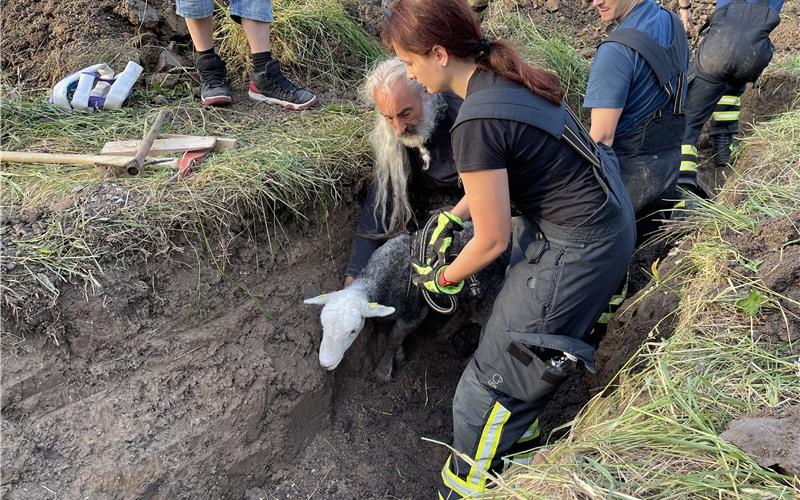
[452,70,607,226]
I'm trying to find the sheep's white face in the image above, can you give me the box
[304,290,395,370]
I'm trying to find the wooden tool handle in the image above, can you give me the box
[134,110,168,165]
[0,151,139,167]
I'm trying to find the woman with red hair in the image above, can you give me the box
[383,0,635,497]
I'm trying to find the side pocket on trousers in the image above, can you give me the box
[484,341,568,402]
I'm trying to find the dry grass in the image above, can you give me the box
[0,97,372,321]
[484,2,591,118]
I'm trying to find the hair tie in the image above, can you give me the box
[478,37,491,56]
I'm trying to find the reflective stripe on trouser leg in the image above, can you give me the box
[439,360,552,498]
[710,90,744,136]
[440,401,511,497]
[504,418,541,467]
[680,144,698,174]
[678,144,699,196]
[590,274,628,340]
[711,110,740,122]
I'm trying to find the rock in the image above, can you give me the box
[161,8,191,38]
[244,487,268,500]
[153,95,169,106]
[721,406,800,477]
[154,42,186,73]
[120,0,159,28]
[545,0,560,11]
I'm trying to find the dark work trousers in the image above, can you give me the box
[682,1,780,148]
[614,109,685,217]
[438,145,635,499]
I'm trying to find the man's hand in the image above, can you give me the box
[343,275,355,288]
[411,261,463,295]
[424,210,465,266]
[679,9,694,36]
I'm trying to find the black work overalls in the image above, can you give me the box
[437,86,636,499]
[602,9,689,214]
[682,0,781,148]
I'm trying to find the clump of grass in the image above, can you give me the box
[0,97,372,321]
[489,111,800,497]
[214,0,385,92]
[483,3,591,117]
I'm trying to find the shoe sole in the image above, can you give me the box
[201,95,232,106]
[247,90,318,110]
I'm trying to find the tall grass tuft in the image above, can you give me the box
[0,97,372,319]
[214,0,385,92]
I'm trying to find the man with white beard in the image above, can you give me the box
[343,58,463,287]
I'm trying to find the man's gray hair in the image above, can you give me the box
[361,57,425,105]
[362,58,429,235]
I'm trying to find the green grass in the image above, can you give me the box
[0,97,372,319]
[491,110,800,498]
[214,0,385,92]
[484,3,591,118]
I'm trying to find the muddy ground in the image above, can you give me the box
[2,0,800,499]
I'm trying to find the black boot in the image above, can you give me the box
[711,133,738,167]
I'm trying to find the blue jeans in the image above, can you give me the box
[176,0,273,23]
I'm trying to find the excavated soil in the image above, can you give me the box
[721,404,800,478]
[2,0,800,498]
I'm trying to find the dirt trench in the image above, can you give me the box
[0,193,673,500]
[2,0,799,498]
[1,201,356,499]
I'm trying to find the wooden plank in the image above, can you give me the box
[160,134,239,151]
[100,136,217,156]
[212,137,238,150]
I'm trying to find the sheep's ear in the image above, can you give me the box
[304,292,334,306]
[364,302,395,317]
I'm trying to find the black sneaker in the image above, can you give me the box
[196,53,232,106]
[248,60,318,110]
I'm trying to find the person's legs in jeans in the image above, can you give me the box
[176,0,317,109]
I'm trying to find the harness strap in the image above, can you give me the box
[452,87,602,169]
[600,8,689,114]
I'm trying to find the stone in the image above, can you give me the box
[154,42,186,73]
[161,9,190,38]
[545,0,560,12]
[122,0,159,28]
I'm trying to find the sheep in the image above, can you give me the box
[304,224,508,381]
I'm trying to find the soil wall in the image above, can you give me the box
[1,205,355,499]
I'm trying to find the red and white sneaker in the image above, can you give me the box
[248,60,318,110]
